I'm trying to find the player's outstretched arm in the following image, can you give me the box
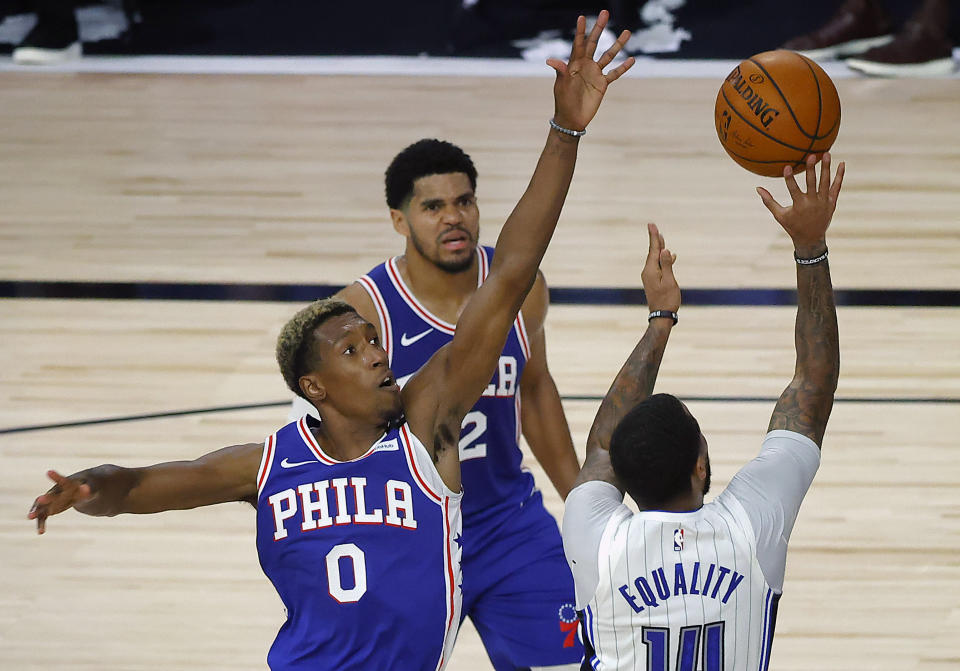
[757,152,843,447]
[574,223,681,490]
[28,443,262,534]
[403,10,635,489]
[518,273,579,499]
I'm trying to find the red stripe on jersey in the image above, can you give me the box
[435,495,457,671]
[444,497,456,635]
[399,424,442,503]
[257,435,275,492]
[514,314,531,360]
[357,275,392,357]
[478,246,489,284]
[386,258,456,335]
[298,417,336,464]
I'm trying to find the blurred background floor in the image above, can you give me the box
[0,64,958,670]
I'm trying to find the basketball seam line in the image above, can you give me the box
[800,53,824,162]
[747,56,833,141]
[720,87,817,155]
[720,143,809,165]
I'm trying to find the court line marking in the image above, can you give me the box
[0,55,876,79]
[2,396,957,435]
[2,280,958,307]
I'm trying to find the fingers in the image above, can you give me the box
[659,247,678,285]
[584,10,609,60]
[546,59,568,76]
[805,154,817,194]
[596,28,631,70]
[756,186,785,219]
[819,152,832,196]
[47,469,70,488]
[644,223,662,271]
[569,15,587,62]
[28,496,48,534]
[783,165,802,200]
[604,56,636,83]
[829,161,845,204]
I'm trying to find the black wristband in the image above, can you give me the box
[648,310,678,325]
[795,247,828,265]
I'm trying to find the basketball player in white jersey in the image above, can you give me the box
[562,152,844,670]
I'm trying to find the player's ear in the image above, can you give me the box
[299,374,326,404]
[695,454,707,481]
[390,208,409,237]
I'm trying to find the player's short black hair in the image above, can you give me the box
[609,393,704,509]
[384,139,477,209]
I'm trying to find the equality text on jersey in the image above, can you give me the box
[617,561,746,614]
[268,476,418,542]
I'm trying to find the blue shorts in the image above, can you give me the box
[461,491,583,670]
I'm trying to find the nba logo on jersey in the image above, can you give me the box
[673,528,684,551]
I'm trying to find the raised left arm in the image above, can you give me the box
[575,224,680,491]
[519,273,579,500]
[402,11,634,492]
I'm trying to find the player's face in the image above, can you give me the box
[395,172,479,273]
[312,312,402,425]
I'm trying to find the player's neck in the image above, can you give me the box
[309,412,388,462]
[396,250,479,320]
[647,492,704,514]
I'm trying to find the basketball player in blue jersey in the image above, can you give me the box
[27,12,636,671]
[287,139,584,667]
[563,153,844,670]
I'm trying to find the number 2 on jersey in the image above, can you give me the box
[642,622,724,671]
[459,410,487,461]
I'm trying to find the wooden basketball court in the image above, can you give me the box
[0,66,958,669]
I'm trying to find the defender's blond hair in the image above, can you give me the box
[276,298,356,398]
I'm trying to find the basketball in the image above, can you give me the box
[714,50,841,177]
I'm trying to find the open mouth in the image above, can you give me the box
[440,231,470,251]
[379,374,396,389]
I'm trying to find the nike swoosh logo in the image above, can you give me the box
[280,458,318,469]
[400,328,434,347]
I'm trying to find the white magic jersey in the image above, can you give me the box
[563,430,820,671]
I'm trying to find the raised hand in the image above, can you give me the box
[28,469,92,534]
[757,152,845,256]
[546,10,635,132]
[641,223,680,314]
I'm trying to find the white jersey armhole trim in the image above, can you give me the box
[514,309,531,361]
[256,433,277,499]
[478,246,489,284]
[399,423,463,502]
[357,274,393,364]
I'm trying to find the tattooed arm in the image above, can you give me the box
[757,153,845,448]
[574,224,681,491]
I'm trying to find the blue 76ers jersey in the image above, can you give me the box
[356,246,533,522]
[255,416,463,670]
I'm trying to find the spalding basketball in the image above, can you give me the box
[715,50,841,177]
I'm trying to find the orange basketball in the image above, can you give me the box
[714,50,841,177]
